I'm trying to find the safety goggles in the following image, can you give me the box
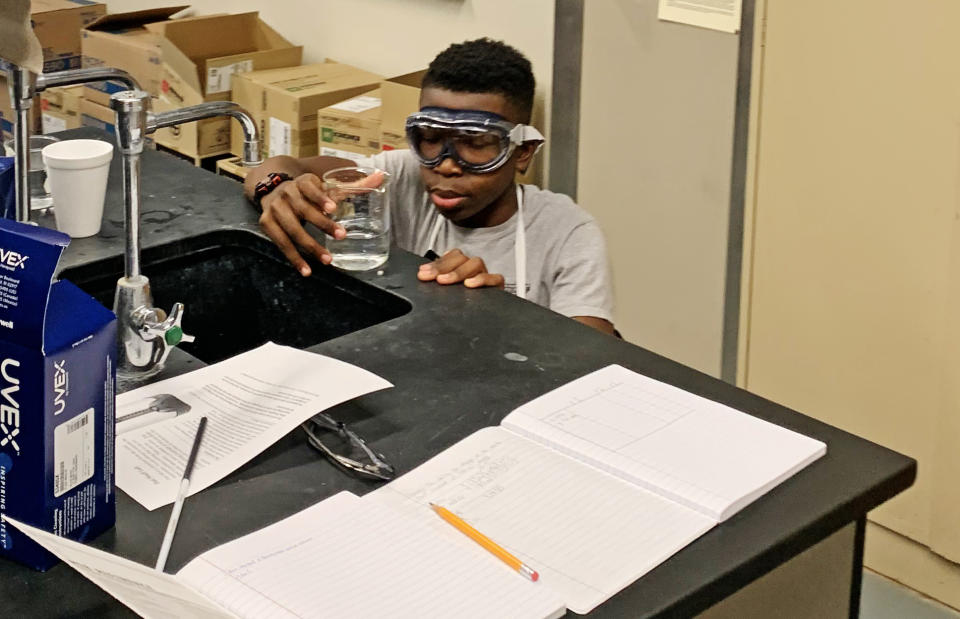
[405,107,545,173]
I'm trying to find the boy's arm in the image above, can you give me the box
[572,315,616,336]
[550,221,617,336]
[243,155,356,276]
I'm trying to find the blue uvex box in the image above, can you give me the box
[0,219,116,570]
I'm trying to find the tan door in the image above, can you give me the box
[930,199,960,561]
[742,0,960,575]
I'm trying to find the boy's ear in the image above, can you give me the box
[515,142,540,175]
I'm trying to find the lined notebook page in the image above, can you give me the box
[178,491,565,619]
[501,365,827,521]
[3,517,235,619]
[371,427,715,615]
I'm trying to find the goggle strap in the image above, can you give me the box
[511,124,546,145]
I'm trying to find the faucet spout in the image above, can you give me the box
[36,67,140,92]
[109,90,265,377]
[150,101,263,166]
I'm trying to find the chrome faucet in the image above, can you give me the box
[109,89,263,377]
[5,65,141,223]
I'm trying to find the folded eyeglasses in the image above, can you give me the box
[301,413,395,481]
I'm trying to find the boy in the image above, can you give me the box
[245,39,616,335]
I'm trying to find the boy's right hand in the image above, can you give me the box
[258,173,344,277]
[257,169,386,276]
[260,172,346,277]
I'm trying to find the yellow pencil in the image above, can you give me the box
[430,503,539,582]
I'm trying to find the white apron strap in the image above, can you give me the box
[425,185,526,300]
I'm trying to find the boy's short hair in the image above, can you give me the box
[422,38,535,123]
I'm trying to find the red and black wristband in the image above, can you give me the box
[252,172,293,209]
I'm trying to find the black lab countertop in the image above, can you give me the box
[1,129,915,618]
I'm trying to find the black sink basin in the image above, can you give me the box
[59,228,412,363]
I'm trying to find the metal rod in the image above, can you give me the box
[13,108,31,222]
[8,67,36,223]
[122,151,142,278]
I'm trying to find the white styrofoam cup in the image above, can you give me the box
[41,139,114,238]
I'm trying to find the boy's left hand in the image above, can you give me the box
[418,249,505,289]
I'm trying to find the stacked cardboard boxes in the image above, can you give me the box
[79,7,184,137]
[0,76,40,140]
[80,7,185,106]
[316,70,425,160]
[316,89,383,161]
[378,70,425,151]
[81,10,302,160]
[150,12,302,159]
[1,1,106,137]
[32,0,107,72]
[0,75,27,139]
[40,86,84,133]
[79,97,118,136]
[231,62,383,160]
[215,156,250,182]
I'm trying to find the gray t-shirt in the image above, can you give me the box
[361,149,614,322]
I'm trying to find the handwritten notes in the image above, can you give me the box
[373,428,714,614]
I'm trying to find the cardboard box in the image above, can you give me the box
[317,88,383,160]
[150,12,302,160]
[81,86,143,111]
[0,219,117,570]
[0,75,15,139]
[379,70,425,151]
[79,98,115,136]
[152,12,303,104]
[315,71,423,159]
[153,118,232,160]
[216,156,250,181]
[81,6,188,107]
[231,62,383,159]
[40,86,84,134]
[31,0,107,73]
[0,76,40,140]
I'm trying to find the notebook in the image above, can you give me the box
[369,364,827,613]
[7,364,825,618]
[6,492,565,619]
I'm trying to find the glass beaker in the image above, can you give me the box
[322,166,391,271]
[4,134,60,211]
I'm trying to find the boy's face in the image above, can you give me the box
[417,87,535,226]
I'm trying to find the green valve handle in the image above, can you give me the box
[164,326,184,346]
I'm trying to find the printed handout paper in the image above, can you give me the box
[115,342,392,510]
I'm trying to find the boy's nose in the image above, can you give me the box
[434,156,463,176]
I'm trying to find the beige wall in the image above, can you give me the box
[103,0,555,182]
[107,0,743,376]
[741,0,960,607]
[579,0,740,375]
